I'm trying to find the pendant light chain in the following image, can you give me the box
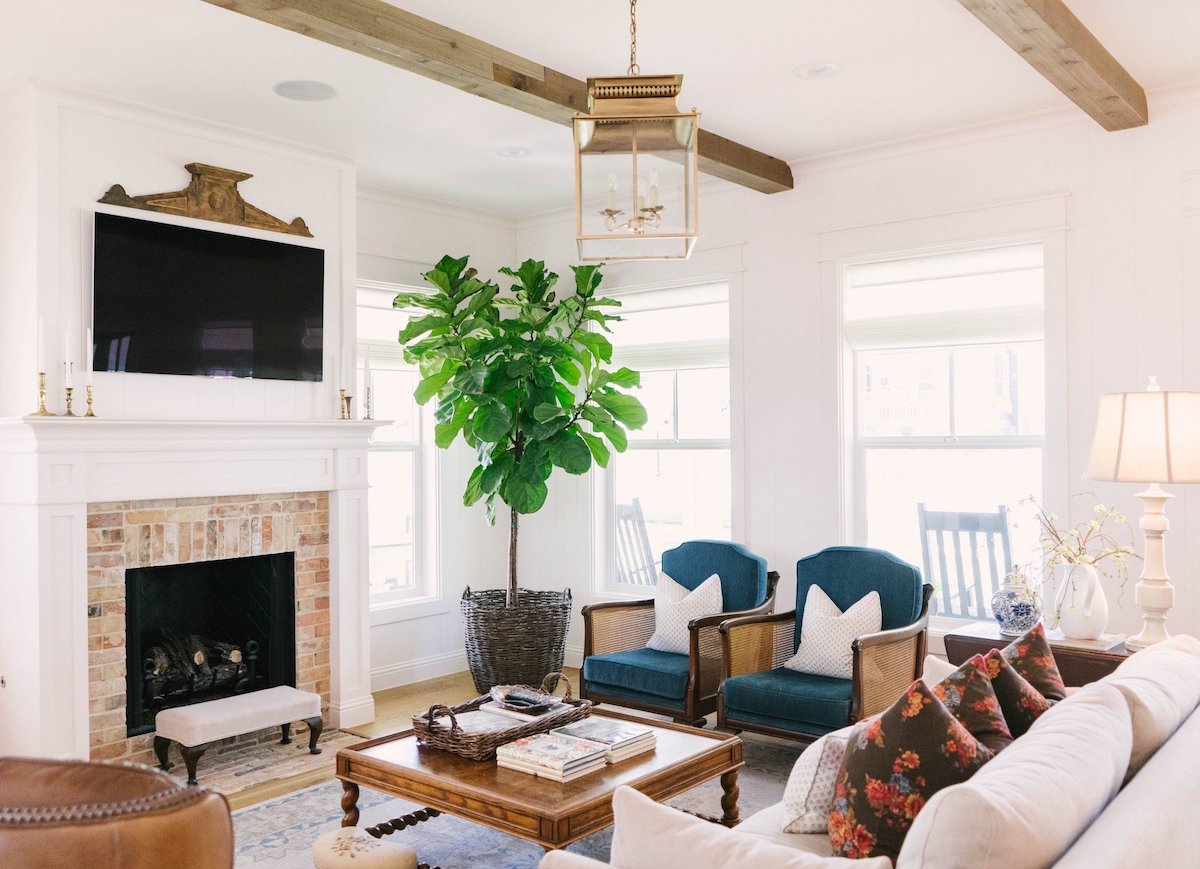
[627,0,640,75]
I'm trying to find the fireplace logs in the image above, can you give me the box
[142,632,258,717]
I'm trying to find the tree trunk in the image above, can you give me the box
[508,507,518,609]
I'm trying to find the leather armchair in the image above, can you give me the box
[0,756,233,869]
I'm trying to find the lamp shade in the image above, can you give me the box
[1086,388,1200,483]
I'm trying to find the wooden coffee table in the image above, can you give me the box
[336,709,744,851]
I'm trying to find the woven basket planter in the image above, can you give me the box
[460,588,572,694]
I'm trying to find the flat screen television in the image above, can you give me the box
[92,212,325,381]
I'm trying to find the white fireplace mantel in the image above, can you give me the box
[0,416,383,759]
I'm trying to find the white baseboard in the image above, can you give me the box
[329,695,376,730]
[565,645,584,670]
[371,649,468,693]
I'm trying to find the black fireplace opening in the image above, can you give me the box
[125,552,296,737]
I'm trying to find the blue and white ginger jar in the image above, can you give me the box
[992,577,1042,637]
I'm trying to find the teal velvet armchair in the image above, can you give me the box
[581,540,779,725]
[718,546,933,741]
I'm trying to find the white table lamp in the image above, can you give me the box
[1085,376,1200,649]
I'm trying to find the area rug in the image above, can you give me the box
[233,733,804,868]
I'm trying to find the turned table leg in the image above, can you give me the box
[719,770,740,827]
[341,781,360,828]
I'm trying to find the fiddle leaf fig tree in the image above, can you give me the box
[394,255,647,607]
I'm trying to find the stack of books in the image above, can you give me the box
[496,733,608,782]
[551,719,656,764]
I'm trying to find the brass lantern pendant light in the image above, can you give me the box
[573,0,700,261]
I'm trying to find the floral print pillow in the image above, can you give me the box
[984,648,1052,737]
[1002,623,1067,702]
[932,654,1014,754]
[830,679,993,862]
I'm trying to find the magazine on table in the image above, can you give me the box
[497,755,607,782]
[551,719,656,762]
[496,733,607,773]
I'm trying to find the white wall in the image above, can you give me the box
[355,189,514,689]
[515,86,1200,649]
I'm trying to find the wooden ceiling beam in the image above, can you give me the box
[202,0,794,193]
[957,0,1147,131]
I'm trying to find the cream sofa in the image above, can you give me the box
[540,634,1200,869]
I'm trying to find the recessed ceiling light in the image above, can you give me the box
[273,80,338,102]
[792,62,840,80]
[496,146,533,158]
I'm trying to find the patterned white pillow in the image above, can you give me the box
[783,585,882,680]
[646,572,722,655]
[780,726,854,833]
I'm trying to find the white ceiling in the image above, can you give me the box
[4,1,1200,218]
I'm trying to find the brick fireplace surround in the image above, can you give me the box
[88,491,331,764]
[0,418,381,760]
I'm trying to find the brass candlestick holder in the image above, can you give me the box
[339,388,349,420]
[85,385,96,417]
[64,386,77,417]
[33,372,56,416]
[363,384,373,421]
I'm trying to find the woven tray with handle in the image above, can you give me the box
[411,672,592,761]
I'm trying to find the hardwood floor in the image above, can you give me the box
[227,668,582,810]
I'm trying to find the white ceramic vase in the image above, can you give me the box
[1055,562,1108,640]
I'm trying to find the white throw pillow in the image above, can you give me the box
[646,572,722,655]
[783,586,882,680]
[896,682,1132,869]
[781,726,855,833]
[919,654,957,688]
[608,786,891,869]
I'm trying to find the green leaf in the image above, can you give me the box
[423,267,453,295]
[580,431,611,468]
[575,331,613,363]
[594,392,648,429]
[503,477,548,514]
[463,464,485,507]
[481,451,515,494]
[596,420,628,452]
[452,363,487,395]
[552,357,581,386]
[533,402,568,423]
[606,367,641,388]
[434,401,471,448]
[473,402,513,442]
[548,431,592,475]
[397,313,449,345]
[571,264,604,298]
[413,365,457,404]
[434,254,470,283]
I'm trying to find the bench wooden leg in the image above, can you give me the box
[153,736,172,771]
[180,742,212,786]
[280,722,292,745]
[304,715,324,754]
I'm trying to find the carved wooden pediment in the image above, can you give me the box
[99,162,313,237]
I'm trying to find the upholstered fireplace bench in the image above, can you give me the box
[153,685,323,784]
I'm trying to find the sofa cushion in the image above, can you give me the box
[608,786,891,869]
[782,726,855,833]
[723,668,852,732]
[784,586,881,680]
[739,801,838,855]
[1000,623,1067,701]
[1101,633,1200,778]
[1055,703,1200,868]
[646,572,722,655]
[930,654,1013,754]
[984,648,1052,737]
[831,680,992,862]
[583,648,690,701]
[896,681,1132,869]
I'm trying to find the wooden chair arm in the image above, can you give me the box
[582,599,656,658]
[850,584,934,721]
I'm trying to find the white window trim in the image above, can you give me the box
[358,281,444,624]
[591,275,745,599]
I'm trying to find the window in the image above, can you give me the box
[845,245,1045,623]
[357,282,439,611]
[599,283,732,591]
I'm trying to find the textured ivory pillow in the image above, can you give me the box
[895,682,1132,869]
[784,586,882,680]
[646,572,722,655]
[609,786,892,869]
[919,654,957,687]
[781,726,856,833]
[1102,634,1200,778]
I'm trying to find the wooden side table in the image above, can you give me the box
[944,621,1130,686]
